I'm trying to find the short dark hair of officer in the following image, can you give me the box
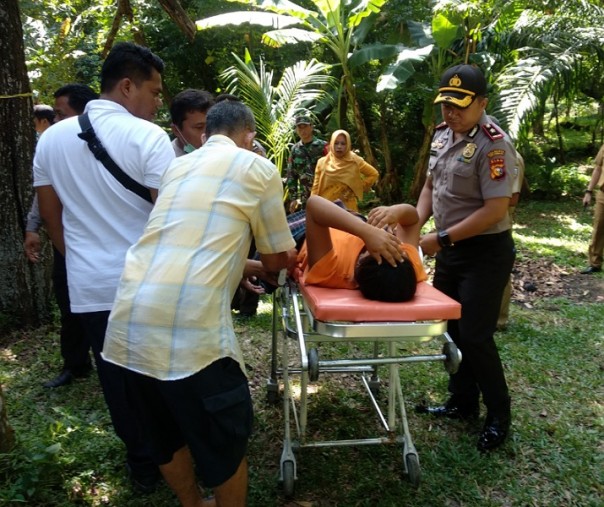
[434,64,487,109]
[33,104,56,124]
[100,42,165,93]
[54,84,99,117]
[170,89,215,129]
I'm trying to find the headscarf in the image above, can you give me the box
[317,130,368,199]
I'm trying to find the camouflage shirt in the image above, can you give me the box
[285,136,328,203]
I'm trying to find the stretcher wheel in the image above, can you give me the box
[443,342,461,374]
[282,460,295,497]
[405,453,421,488]
[308,348,319,381]
[266,389,280,405]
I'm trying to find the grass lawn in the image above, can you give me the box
[0,198,602,506]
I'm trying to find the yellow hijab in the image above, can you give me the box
[318,130,367,199]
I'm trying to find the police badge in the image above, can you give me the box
[462,143,477,159]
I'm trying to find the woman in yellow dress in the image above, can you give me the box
[311,129,379,211]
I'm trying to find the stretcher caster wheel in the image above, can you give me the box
[308,348,319,381]
[266,379,280,404]
[281,460,295,497]
[443,342,461,374]
[266,388,280,405]
[405,453,421,488]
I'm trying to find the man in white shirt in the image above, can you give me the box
[34,42,174,492]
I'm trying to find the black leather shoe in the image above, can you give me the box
[43,370,74,388]
[416,400,479,420]
[477,414,510,452]
[580,266,602,274]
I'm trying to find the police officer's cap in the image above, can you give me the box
[434,64,487,109]
[295,113,312,125]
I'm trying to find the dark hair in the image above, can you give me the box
[170,89,215,128]
[33,104,56,124]
[205,100,255,138]
[214,93,241,103]
[54,84,99,114]
[354,255,417,302]
[100,42,164,93]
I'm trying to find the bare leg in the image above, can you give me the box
[213,457,248,507]
[159,446,216,507]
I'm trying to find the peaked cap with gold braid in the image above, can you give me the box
[434,64,487,109]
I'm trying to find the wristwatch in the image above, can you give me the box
[437,230,454,248]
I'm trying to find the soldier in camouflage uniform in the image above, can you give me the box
[285,114,328,212]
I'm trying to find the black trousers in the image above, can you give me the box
[433,231,515,417]
[52,248,91,374]
[79,311,157,478]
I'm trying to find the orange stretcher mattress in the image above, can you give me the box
[298,281,461,323]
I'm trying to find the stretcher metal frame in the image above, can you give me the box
[267,279,462,496]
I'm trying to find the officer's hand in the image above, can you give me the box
[367,206,398,232]
[24,231,41,263]
[582,193,592,208]
[419,232,440,257]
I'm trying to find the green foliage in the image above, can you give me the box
[525,160,589,200]
[1,198,603,506]
[220,50,336,173]
[0,438,63,503]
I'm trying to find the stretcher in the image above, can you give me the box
[267,279,462,496]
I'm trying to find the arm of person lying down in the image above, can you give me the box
[258,248,298,274]
[367,203,420,246]
[305,195,403,267]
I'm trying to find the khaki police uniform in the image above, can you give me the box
[587,144,604,269]
[428,111,516,418]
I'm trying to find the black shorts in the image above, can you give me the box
[124,357,253,488]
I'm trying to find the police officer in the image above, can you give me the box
[416,64,516,452]
[285,112,328,212]
[581,143,604,274]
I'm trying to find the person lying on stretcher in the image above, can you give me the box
[295,195,427,302]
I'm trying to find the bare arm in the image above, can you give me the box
[37,185,65,256]
[305,195,403,268]
[367,204,420,247]
[416,178,434,228]
[420,197,510,256]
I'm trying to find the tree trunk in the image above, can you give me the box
[157,0,197,42]
[343,73,378,168]
[0,0,53,332]
[376,99,402,204]
[410,126,435,200]
[0,383,15,453]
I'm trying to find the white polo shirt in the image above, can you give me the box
[33,99,175,312]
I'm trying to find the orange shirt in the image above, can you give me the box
[297,228,427,290]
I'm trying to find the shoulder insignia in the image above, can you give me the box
[435,121,447,130]
[482,123,504,141]
[467,125,480,139]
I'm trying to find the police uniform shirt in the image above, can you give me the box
[428,112,515,234]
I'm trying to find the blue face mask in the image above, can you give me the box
[183,142,196,154]
[174,125,196,154]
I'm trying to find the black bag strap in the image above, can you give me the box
[77,113,153,203]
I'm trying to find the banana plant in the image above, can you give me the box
[197,0,388,167]
[220,49,337,174]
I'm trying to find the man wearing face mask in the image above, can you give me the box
[169,89,215,157]
[415,64,516,452]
